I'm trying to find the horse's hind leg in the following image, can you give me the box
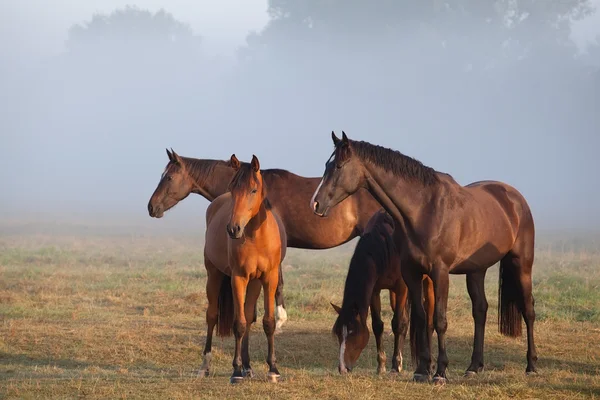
[502,245,538,374]
[275,263,288,333]
[370,290,386,374]
[422,276,436,375]
[465,271,488,376]
[262,270,281,382]
[198,259,225,377]
[241,279,262,378]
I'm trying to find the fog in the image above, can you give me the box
[2,1,599,234]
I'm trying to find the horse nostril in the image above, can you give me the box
[148,203,153,215]
[313,201,319,212]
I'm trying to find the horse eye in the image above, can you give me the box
[336,164,342,169]
[251,188,258,194]
[167,176,173,181]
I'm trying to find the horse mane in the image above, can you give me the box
[178,157,228,186]
[344,139,439,186]
[333,218,396,335]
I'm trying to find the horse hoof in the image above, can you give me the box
[197,369,209,378]
[389,368,400,376]
[377,367,387,375]
[267,372,281,383]
[230,375,244,384]
[413,373,430,383]
[464,370,477,378]
[526,370,538,377]
[433,376,447,386]
[274,328,283,335]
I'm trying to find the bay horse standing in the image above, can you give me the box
[147,148,385,330]
[199,154,286,383]
[331,209,435,375]
[312,131,537,384]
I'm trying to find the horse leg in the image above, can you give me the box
[262,271,281,382]
[503,249,538,374]
[431,266,450,385]
[387,291,397,335]
[465,271,488,376]
[391,284,408,374]
[198,259,224,377]
[401,264,430,382]
[423,276,436,375]
[241,279,262,378]
[370,290,386,374]
[230,274,249,384]
[275,263,288,334]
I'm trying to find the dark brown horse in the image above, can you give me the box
[147,149,383,330]
[312,132,537,384]
[331,209,435,375]
[199,154,286,383]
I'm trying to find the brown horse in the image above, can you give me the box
[198,154,286,383]
[312,131,537,384]
[147,149,383,330]
[331,209,435,375]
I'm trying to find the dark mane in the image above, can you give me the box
[178,157,228,186]
[344,140,439,186]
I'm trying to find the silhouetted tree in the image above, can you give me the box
[66,6,202,60]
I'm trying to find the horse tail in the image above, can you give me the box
[217,275,234,337]
[498,258,523,337]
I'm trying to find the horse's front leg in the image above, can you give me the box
[241,279,262,378]
[370,290,386,374]
[391,285,409,374]
[230,273,248,384]
[262,270,281,382]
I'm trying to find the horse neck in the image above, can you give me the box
[184,158,233,201]
[363,161,439,240]
[341,253,378,320]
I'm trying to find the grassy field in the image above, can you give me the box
[1,228,599,399]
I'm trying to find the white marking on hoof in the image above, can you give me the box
[267,372,280,383]
[464,370,477,378]
[433,376,447,386]
[198,352,212,377]
[230,375,244,384]
[275,305,288,331]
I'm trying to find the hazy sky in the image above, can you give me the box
[1,0,599,232]
[1,0,599,61]
[1,0,269,60]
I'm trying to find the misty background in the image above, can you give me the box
[1,0,599,235]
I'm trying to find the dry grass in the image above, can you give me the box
[1,230,599,399]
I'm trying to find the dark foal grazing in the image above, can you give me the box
[312,131,537,384]
[200,154,286,383]
[147,148,384,331]
[331,209,434,375]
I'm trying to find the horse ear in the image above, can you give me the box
[166,148,173,161]
[251,155,260,172]
[170,148,183,165]
[330,302,342,315]
[331,131,341,146]
[230,154,241,170]
[341,131,349,145]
